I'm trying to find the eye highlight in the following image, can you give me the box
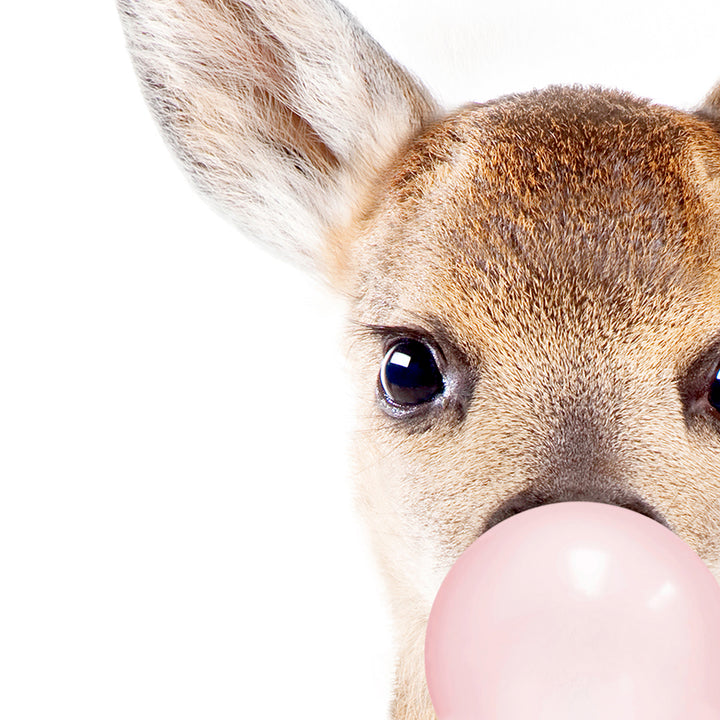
[379,339,444,407]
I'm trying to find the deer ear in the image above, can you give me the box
[698,84,720,124]
[118,0,439,276]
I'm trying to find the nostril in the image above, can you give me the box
[482,489,671,536]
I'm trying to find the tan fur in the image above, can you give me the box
[344,88,720,715]
[119,3,720,717]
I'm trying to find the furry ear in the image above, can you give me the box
[698,84,720,124]
[118,0,439,275]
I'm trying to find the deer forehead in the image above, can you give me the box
[348,87,720,373]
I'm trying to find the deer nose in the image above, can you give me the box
[482,487,670,535]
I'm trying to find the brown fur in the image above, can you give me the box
[119,3,720,716]
[341,87,720,717]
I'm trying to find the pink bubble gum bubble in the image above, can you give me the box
[424,501,720,720]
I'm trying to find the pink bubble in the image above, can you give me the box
[425,502,720,719]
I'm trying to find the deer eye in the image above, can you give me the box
[709,366,720,413]
[379,339,444,407]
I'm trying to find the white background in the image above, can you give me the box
[2,1,720,718]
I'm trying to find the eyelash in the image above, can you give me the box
[355,323,445,357]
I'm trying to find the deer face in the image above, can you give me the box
[337,92,720,710]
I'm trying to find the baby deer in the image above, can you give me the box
[118,0,720,716]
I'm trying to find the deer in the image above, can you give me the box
[117,0,720,716]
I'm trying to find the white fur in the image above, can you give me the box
[118,0,438,272]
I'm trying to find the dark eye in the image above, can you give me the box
[379,339,444,407]
[709,366,720,412]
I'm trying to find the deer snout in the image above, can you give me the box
[482,485,671,535]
